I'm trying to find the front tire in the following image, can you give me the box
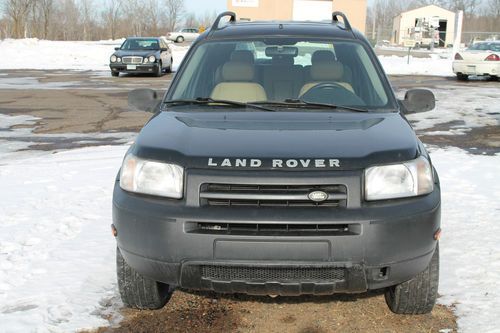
[111,71,119,77]
[457,73,468,81]
[116,247,172,310]
[176,36,184,43]
[155,62,163,77]
[384,244,439,315]
[166,58,173,73]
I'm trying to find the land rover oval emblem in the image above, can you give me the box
[308,191,328,202]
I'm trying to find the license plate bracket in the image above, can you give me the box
[127,65,137,70]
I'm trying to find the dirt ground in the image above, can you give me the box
[3,70,489,333]
[86,290,457,333]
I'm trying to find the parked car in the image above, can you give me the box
[113,12,441,315]
[453,41,500,80]
[109,37,173,77]
[167,28,200,43]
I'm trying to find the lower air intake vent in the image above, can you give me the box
[201,265,346,282]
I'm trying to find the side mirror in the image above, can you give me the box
[114,47,120,51]
[128,89,160,113]
[161,48,169,52]
[401,89,435,113]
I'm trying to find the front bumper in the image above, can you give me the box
[453,60,500,76]
[110,63,159,74]
[113,169,440,296]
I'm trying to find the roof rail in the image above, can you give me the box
[332,11,352,31]
[210,11,237,32]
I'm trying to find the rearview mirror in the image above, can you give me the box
[401,89,435,113]
[128,89,160,113]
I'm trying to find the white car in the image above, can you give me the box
[166,28,200,43]
[453,41,500,81]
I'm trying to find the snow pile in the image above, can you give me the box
[431,147,500,332]
[0,145,129,332]
[379,54,454,76]
[0,38,189,72]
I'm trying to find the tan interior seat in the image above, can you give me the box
[214,50,255,85]
[300,58,354,97]
[211,61,267,103]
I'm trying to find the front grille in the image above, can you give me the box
[122,56,143,64]
[201,265,346,282]
[200,184,347,208]
[186,222,361,236]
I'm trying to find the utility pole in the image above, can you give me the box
[453,10,464,57]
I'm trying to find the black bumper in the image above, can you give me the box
[110,63,159,74]
[113,170,440,296]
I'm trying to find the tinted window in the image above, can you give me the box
[168,38,393,111]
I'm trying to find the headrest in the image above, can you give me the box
[310,61,344,81]
[272,56,294,66]
[311,50,336,64]
[230,50,255,64]
[222,61,255,81]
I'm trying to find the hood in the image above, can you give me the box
[113,50,159,57]
[131,111,420,171]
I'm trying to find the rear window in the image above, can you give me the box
[468,42,500,52]
[168,38,394,111]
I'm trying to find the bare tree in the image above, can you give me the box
[38,0,54,39]
[80,0,94,40]
[164,0,184,32]
[3,0,35,38]
[489,0,500,17]
[103,0,122,40]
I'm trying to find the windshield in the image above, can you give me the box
[121,39,160,50]
[167,38,394,111]
[468,42,500,52]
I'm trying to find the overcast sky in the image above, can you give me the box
[185,0,227,14]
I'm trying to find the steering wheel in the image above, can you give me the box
[306,82,349,94]
[302,82,362,105]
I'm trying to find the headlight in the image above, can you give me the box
[148,55,156,63]
[110,55,117,63]
[120,154,184,199]
[117,57,121,62]
[365,156,434,201]
[143,57,149,63]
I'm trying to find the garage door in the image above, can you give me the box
[292,0,332,21]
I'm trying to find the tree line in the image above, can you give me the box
[367,0,500,43]
[0,0,218,40]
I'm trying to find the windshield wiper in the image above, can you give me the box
[163,98,276,112]
[254,99,369,113]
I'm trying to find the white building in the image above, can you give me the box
[393,5,457,47]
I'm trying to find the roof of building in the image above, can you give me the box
[399,4,455,17]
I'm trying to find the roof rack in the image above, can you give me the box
[210,11,237,33]
[332,11,352,31]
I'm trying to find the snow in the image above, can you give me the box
[0,38,189,72]
[0,38,457,76]
[431,147,500,332]
[401,86,500,135]
[379,54,454,76]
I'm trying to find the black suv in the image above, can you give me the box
[112,12,441,314]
